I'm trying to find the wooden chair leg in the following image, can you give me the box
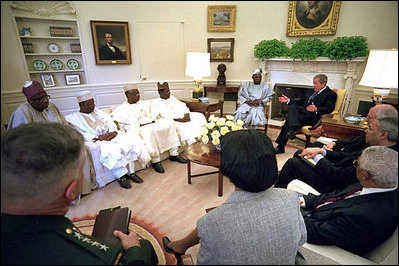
[264,124,268,134]
[305,135,311,148]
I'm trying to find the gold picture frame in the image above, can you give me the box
[207,5,236,32]
[208,38,234,62]
[90,20,132,65]
[286,1,341,37]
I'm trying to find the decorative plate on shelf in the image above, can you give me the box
[50,59,64,70]
[67,59,79,70]
[32,60,47,71]
[47,42,60,53]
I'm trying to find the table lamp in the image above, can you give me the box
[359,49,398,104]
[185,52,211,99]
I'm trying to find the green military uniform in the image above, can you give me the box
[1,213,158,265]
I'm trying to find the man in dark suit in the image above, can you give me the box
[275,74,337,154]
[99,32,125,60]
[299,146,398,256]
[275,104,398,193]
[1,123,158,265]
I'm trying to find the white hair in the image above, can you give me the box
[358,146,398,187]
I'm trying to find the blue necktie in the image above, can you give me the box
[308,92,318,105]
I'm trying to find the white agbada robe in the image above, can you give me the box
[7,101,96,195]
[234,81,274,127]
[111,100,181,161]
[65,108,151,188]
[149,96,207,145]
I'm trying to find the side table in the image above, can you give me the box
[181,98,224,120]
[184,141,224,197]
[321,114,366,139]
[203,85,240,97]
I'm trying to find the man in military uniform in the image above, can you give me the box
[1,122,158,265]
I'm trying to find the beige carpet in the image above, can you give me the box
[66,127,309,264]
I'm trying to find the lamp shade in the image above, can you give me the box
[185,52,211,80]
[359,49,398,89]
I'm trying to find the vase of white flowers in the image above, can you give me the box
[199,114,245,149]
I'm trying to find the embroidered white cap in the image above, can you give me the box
[123,84,138,92]
[252,68,262,75]
[76,90,94,103]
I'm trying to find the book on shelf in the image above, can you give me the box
[301,156,317,167]
[91,206,131,247]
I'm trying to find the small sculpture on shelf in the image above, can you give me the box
[21,27,31,37]
[217,63,226,86]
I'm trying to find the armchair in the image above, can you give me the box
[293,88,347,147]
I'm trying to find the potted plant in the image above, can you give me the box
[253,39,291,59]
[323,36,368,60]
[290,38,327,60]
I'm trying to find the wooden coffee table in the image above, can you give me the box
[322,114,366,139]
[183,141,224,197]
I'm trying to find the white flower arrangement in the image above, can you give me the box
[199,114,245,146]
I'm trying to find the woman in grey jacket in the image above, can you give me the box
[163,129,306,264]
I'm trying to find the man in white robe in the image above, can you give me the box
[149,82,207,147]
[111,84,184,173]
[7,81,96,196]
[65,90,151,189]
[234,68,274,128]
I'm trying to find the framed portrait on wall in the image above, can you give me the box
[207,38,234,62]
[90,20,132,65]
[286,1,341,36]
[207,5,236,32]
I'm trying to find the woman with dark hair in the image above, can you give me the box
[163,129,306,264]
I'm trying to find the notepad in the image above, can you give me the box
[301,156,317,167]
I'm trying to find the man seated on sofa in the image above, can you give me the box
[298,146,397,257]
[149,82,207,147]
[66,90,151,189]
[7,81,96,196]
[111,84,184,173]
[274,104,398,193]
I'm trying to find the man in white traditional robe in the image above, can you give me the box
[111,84,184,173]
[149,82,207,147]
[233,68,274,128]
[7,81,96,196]
[65,90,151,189]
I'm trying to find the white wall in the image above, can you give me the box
[1,1,398,127]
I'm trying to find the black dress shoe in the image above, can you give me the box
[162,236,184,263]
[275,146,285,154]
[117,174,132,189]
[152,162,165,173]
[170,155,187,164]
[128,173,143,183]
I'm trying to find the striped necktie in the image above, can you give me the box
[315,185,363,209]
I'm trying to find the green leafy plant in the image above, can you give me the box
[290,38,327,60]
[253,39,291,59]
[323,36,368,60]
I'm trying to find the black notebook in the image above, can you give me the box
[92,206,131,247]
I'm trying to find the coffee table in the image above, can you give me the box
[183,141,223,197]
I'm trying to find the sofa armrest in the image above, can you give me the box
[298,243,378,265]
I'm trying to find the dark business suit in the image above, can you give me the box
[1,214,158,265]
[302,182,398,256]
[99,44,125,60]
[275,143,397,194]
[276,86,337,149]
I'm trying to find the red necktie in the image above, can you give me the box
[315,185,363,209]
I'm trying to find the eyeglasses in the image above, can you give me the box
[353,160,358,168]
[30,95,50,102]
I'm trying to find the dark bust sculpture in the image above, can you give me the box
[217,63,227,86]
